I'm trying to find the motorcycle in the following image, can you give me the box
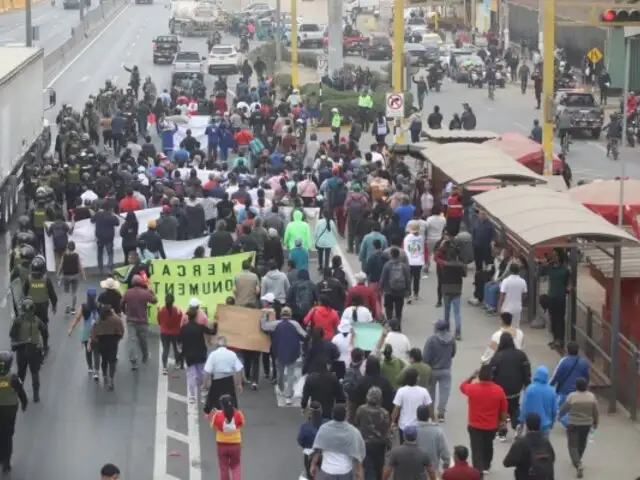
[468,68,484,88]
[240,35,249,54]
[495,65,506,88]
[427,72,443,92]
[626,118,637,147]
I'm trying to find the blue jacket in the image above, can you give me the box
[289,247,309,272]
[359,231,388,267]
[173,148,190,166]
[219,126,234,150]
[111,115,125,135]
[161,124,178,151]
[297,420,326,449]
[550,354,589,395]
[519,365,557,430]
[205,123,219,144]
[472,219,494,249]
[272,319,302,365]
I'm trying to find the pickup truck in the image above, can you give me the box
[152,35,180,64]
[323,29,369,56]
[285,22,324,48]
[172,51,205,74]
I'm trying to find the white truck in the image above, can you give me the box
[0,47,55,231]
[169,0,218,36]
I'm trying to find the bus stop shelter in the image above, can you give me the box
[473,185,640,413]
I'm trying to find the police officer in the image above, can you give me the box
[9,297,46,403]
[29,187,50,253]
[21,256,57,356]
[0,351,28,474]
[9,245,36,315]
[65,156,82,207]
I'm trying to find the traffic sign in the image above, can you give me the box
[386,93,404,119]
[316,54,328,77]
[586,47,603,64]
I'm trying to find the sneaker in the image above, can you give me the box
[435,301,442,308]
[468,297,480,306]
[413,294,419,302]
[107,379,115,391]
[70,308,76,315]
[65,305,71,314]
[188,396,196,404]
[285,397,293,405]
[93,372,99,382]
[131,363,139,371]
[251,383,258,391]
[437,413,445,423]
[162,368,168,375]
[482,469,491,475]
[576,466,584,478]
[88,368,94,376]
[407,298,412,305]
[275,386,284,396]
[455,332,462,341]
[497,434,507,443]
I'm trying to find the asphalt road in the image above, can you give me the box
[0,0,101,52]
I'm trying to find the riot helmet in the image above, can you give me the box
[19,245,36,265]
[30,255,46,276]
[0,351,13,376]
[20,296,35,313]
[18,215,30,230]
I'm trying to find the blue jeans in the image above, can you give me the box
[427,369,452,415]
[483,282,500,309]
[443,294,461,333]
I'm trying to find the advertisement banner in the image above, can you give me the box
[116,252,254,324]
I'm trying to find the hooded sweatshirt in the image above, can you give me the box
[519,366,557,430]
[260,269,290,303]
[423,330,456,370]
[284,210,312,250]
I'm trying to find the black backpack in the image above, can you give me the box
[528,443,554,479]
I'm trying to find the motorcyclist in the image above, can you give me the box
[556,109,573,152]
[530,119,542,144]
[603,113,622,157]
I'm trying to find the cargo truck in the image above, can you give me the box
[0,47,56,231]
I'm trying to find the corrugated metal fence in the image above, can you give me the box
[508,4,607,67]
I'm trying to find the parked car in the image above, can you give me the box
[361,34,392,60]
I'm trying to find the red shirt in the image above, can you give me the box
[304,306,339,340]
[447,194,463,218]
[345,285,379,319]
[119,196,141,213]
[460,380,507,430]
[442,461,481,480]
[157,305,183,335]
[234,129,253,146]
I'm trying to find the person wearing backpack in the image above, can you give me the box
[503,412,556,480]
[379,247,411,323]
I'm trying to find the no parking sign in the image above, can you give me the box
[385,93,404,119]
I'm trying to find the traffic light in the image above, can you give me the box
[601,8,640,22]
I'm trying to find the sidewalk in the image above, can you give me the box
[332,236,640,478]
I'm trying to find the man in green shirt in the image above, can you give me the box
[539,249,570,348]
[397,348,432,389]
[330,107,342,144]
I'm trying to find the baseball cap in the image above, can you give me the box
[403,425,418,441]
[189,298,200,308]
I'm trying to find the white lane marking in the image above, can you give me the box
[186,372,202,480]
[167,429,190,444]
[44,1,131,90]
[333,241,356,285]
[79,75,90,83]
[153,348,170,480]
[167,391,187,402]
[514,122,527,131]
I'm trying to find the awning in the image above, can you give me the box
[425,143,547,187]
[473,185,640,247]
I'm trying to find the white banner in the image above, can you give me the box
[44,207,208,272]
[173,115,210,153]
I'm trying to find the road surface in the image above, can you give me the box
[0,0,100,53]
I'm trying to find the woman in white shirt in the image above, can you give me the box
[480,311,524,363]
[331,320,352,379]
[404,223,426,300]
[424,205,446,272]
[341,293,374,325]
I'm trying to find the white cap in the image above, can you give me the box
[331,107,338,113]
[189,298,200,308]
[260,292,276,303]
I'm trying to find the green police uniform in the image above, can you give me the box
[32,209,46,229]
[0,376,17,407]
[67,166,80,184]
[28,277,48,304]
[13,315,43,349]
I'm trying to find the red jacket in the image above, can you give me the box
[157,306,183,335]
[345,285,379,319]
[119,196,141,213]
[442,461,481,480]
[304,306,339,340]
[460,380,507,430]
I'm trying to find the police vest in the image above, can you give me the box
[33,209,46,228]
[17,315,42,347]
[0,374,17,407]
[29,277,48,303]
[68,167,80,183]
[331,114,341,128]
[38,176,50,187]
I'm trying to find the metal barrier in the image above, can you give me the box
[43,0,127,73]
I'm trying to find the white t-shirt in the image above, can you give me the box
[425,215,446,242]
[384,332,411,363]
[500,274,528,314]
[393,385,432,429]
[371,151,384,164]
[490,327,524,350]
[340,306,373,325]
[332,332,351,363]
[80,190,98,204]
[204,347,244,378]
[321,451,352,475]
[404,233,425,266]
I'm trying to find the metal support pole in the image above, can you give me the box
[275,0,282,72]
[392,0,403,144]
[80,0,85,22]
[609,246,621,413]
[503,0,510,50]
[25,0,33,47]
[541,0,555,175]
[537,0,543,53]
[327,0,343,78]
[618,35,630,227]
[290,0,298,87]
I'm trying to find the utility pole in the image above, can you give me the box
[275,0,282,72]
[25,0,33,47]
[541,0,555,175]
[80,0,85,23]
[290,0,298,86]
[327,0,343,77]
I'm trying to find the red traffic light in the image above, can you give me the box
[601,9,640,21]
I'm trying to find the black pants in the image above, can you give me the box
[566,424,590,467]
[549,296,567,344]
[160,334,182,369]
[600,87,608,105]
[113,132,124,156]
[520,78,528,94]
[363,442,386,480]
[262,352,274,378]
[474,246,492,271]
[16,345,41,396]
[33,303,50,351]
[97,338,118,379]
[499,396,521,435]
[446,216,461,236]
[243,350,260,383]
[0,405,18,467]
[436,268,443,303]
[383,294,404,323]
[82,341,93,370]
[535,89,542,108]
[317,247,331,270]
[122,245,137,265]
[409,265,422,296]
[468,426,496,472]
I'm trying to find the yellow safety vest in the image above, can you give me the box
[331,114,341,128]
[33,209,46,228]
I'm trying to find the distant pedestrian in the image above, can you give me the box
[209,394,245,480]
[503,412,556,480]
[383,425,437,480]
[423,319,456,422]
[442,446,480,480]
